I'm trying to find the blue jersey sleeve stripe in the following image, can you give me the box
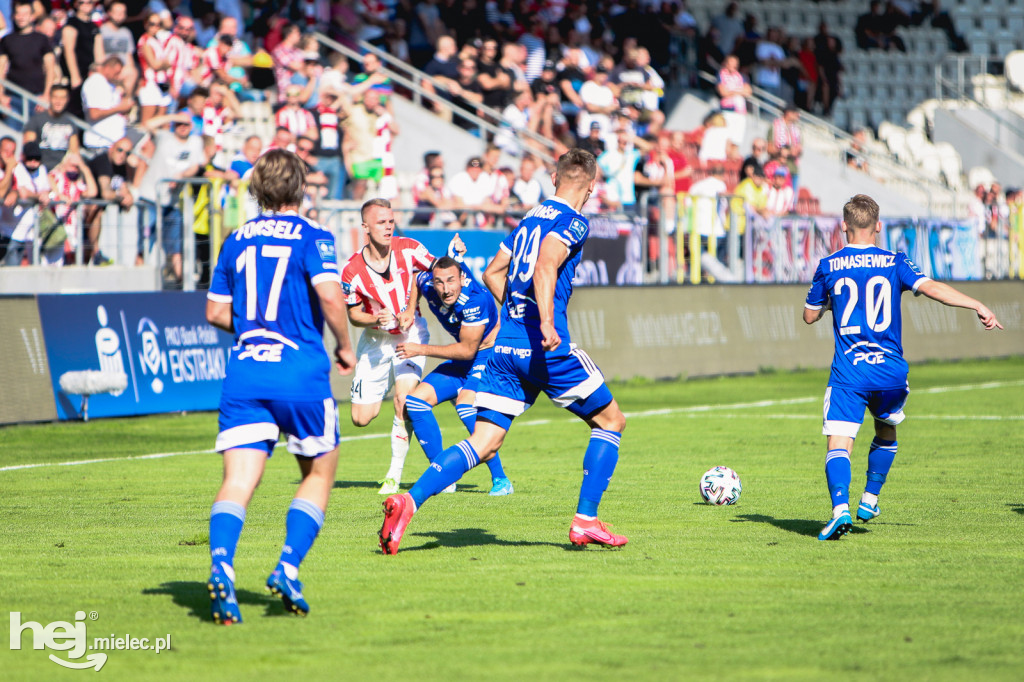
[311,272,342,286]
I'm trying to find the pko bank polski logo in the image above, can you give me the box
[10,611,171,671]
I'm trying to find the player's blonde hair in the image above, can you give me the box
[843,194,880,231]
[360,198,392,223]
[554,148,597,188]
[249,149,306,211]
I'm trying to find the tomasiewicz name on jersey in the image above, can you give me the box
[828,253,897,271]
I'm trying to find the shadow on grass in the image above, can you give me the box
[732,514,824,538]
[399,527,566,552]
[142,581,285,622]
[1009,503,1024,516]
[332,479,482,491]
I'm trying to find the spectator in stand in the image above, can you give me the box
[634,133,677,266]
[136,112,205,283]
[765,166,794,216]
[733,162,768,217]
[230,134,262,179]
[496,88,545,156]
[698,111,730,164]
[172,15,204,99]
[209,16,255,99]
[0,1,55,131]
[795,37,819,113]
[449,156,495,216]
[688,163,728,261]
[555,46,587,129]
[768,106,802,194]
[295,134,329,193]
[511,154,544,208]
[578,120,606,157]
[341,89,377,201]
[370,88,399,203]
[412,162,461,228]
[531,59,562,131]
[846,128,869,173]
[276,84,319,139]
[741,137,769,180]
[314,87,348,200]
[815,34,843,116]
[273,24,305,103]
[200,34,237,90]
[100,3,139,96]
[666,130,694,195]
[716,54,750,147]
[447,57,485,132]
[477,36,512,111]
[577,63,617,143]
[85,137,134,265]
[201,83,241,165]
[710,1,743,56]
[3,140,53,266]
[754,27,791,102]
[519,15,547,82]
[24,84,79,171]
[422,34,459,115]
[598,126,641,213]
[411,150,444,208]
[855,0,905,52]
[352,52,393,110]
[82,56,132,151]
[611,47,666,137]
[49,150,97,265]
[60,0,104,119]
[137,13,177,123]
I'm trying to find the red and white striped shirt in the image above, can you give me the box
[341,237,434,334]
[139,30,182,89]
[717,67,747,114]
[771,117,801,150]
[316,104,341,152]
[174,42,202,89]
[202,103,229,152]
[275,105,317,138]
[374,111,394,175]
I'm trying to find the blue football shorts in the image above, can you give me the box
[474,342,613,430]
[422,347,492,403]
[822,384,909,438]
[216,395,340,457]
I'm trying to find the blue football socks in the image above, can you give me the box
[405,395,442,461]
[278,498,324,572]
[865,437,897,496]
[825,449,852,509]
[456,403,507,480]
[409,440,480,508]
[576,429,621,518]
[209,500,246,568]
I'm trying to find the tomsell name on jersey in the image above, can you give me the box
[805,244,929,389]
[208,211,340,401]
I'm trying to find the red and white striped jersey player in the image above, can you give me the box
[341,198,461,494]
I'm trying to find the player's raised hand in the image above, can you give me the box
[976,304,1003,330]
[334,346,357,375]
[396,342,422,359]
[448,232,467,258]
[540,320,560,351]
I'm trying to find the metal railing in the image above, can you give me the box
[932,63,1024,153]
[312,33,557,166]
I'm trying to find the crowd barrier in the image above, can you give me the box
[2,282,1020,426]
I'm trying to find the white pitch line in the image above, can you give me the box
[2,379,1020,473]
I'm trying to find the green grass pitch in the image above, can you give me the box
[2,358,1023,681]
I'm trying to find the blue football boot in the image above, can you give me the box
[818,510,853,541]
[857,501,880,522]
[266,564,309,616]
[208,563,242,625]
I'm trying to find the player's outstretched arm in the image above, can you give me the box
[534,235,570,351]
[916,280,1003,330]
[316,281,357,374]
[397,322,485,362]
[347,304,385,328]
[483,248,511,302]
[206,299,233,333]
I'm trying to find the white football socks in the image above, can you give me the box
[861,492,879,507]
[832,503,850,519]
[385,416,412,481]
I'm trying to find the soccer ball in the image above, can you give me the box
[699,466,742,505]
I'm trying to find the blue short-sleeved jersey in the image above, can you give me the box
[497,196,588,351]
[416,262,498,342]
[208,211,341,401]
[805,244,930,389]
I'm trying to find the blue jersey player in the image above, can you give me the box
[379,148,629,554]
[804,194,1002,541]
[204,150,357,623]
[399,248,514,496]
